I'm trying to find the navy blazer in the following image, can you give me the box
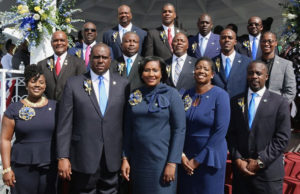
[165,55,196,91]
[212,52,251,98]
[102,25,147,59]
[228,90,291,181]
[56,71,129,174]
[188,32,221,59]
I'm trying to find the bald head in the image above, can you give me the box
[118,4,132,27]
[198,14,213,36]
[51,31,68,56]
[122,32,140,57]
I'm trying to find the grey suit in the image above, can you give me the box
[37,54,86,101]
[165,55,196,91]
[110,55,144,92]
[143,26,181,61]
[266,55,296,103]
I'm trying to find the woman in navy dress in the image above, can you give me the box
[178,57,230,194]
[0,65,57,194]
[121,56,186,194]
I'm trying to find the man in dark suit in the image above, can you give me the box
[165,32,196,91]
[110,32,144,92]
[228,61,291,194]
[57,43,129,194]
[236,16,263,60]
[103,5,147,60]
[143,3,181,61]
[187,14,221,59]
[259,31,296,103]
[212,29,251,98]
[68,22,98,67]
[37,31,86,101]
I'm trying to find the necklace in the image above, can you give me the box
[24,96,47,107]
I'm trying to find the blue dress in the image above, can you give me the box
[178,86,230,194]
[123,83,186,194]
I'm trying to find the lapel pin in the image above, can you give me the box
[238,60,241,63]
[49,107,52,111]
[113,81,116,85]
[263,99,267,102]
[189,61,192,64]
[211,42,215,45]
[206,96,209,99]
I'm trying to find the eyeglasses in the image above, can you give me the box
[84,28,96,32]
[260,39,276,44]
[248,23,261,27]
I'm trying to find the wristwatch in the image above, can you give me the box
[256,158,264,169]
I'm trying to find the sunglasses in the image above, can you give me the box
[84,28,96,32]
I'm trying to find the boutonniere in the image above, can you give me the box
[83,79,92,95]
[166,65,171,78]
[243,40,250,49]
[215,58,221,72]
[192,42,197,53]
[75,49,81,58]
[237,97,245,113]
[19,105,36,120]
[129,90,142,106]
[160,31,167,43]
[117,62,125,75]
[211,42,215,45]
[183,95,192,111]
[47,58,54,71]
[112,31,118,42]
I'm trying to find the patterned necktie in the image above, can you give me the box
[199,37,205,57]
[225,57,231,80]
[248,92,258,129]
[55,56,61,76]
[174,58,181,86]
[98,76,108,116]
[85,45,91,67]
[126,58,132,76]
[168,28,173,49]
[252,37,257,60]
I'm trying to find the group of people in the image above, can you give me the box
[0,2,295,194]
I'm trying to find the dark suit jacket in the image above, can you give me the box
[56,71,129,174]
[212,52,251,98]
[110,55,144,92]
[143,26,181,61]
[102,25,147,59]
[236,34,262,59]
[228,90,291,181]
[37,54,86,101]
[165,55,196,91]
[187,32,221,59]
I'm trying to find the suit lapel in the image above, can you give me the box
[216,55,227,83]
[204,34,214,57]
[104,71,117,116]
[48,55,58,81]
[57,54,70,80]
[84,72,102,118]
[195,35,201,58]
[158,26,172,52]
[177,56,193,85]
[228,53,242,81]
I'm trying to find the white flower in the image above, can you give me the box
[37,23,43,32]
[33,14,40,21]
[38,9,44,15]
[287,13,297,20]
[67,28,71,34]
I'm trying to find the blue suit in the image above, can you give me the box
[212,52,251,98]
[188,33,221,59]
[102,25,147,59]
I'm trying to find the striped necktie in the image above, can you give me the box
[174,58,181,86]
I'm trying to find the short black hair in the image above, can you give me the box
[139,56,168,83]
[24,64,44,85]
[248,60,269,73]
[195,57,215,73]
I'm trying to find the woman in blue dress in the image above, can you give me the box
[121,56,186,194]
[178,57,230,194]
[0,65,57,194]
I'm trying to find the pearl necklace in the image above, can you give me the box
[24,96,47,107]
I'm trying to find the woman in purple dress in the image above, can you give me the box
[178,57,230,194]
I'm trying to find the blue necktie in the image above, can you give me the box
[199,37,205,57]
[248,93,258,129]
[126,58,132,76]
[225,57,231,80]
[98,76,107,115]
[252,37,257,60]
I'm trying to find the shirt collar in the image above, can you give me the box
[83,41,96,50]
[248,86,266,97]
[90,69,110,82]
[54,51,67,63]
[162,24,174,32]
[198,31,211,40]
[123,53,138,64]
[221,50,236,63]
[172,53,187,62]
[249,33,261,41]
[119,23,133,32]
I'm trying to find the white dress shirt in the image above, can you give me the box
[198,31,211,54]
[119,23,133,42]
[221,51,236,70]
[249,33,261,52]
[83,41,96,61]
[1,53,13,70]
[123,53,137,70]
[247,86,266,117]
[171,53,187,84]
[162,24,175,39]
[54,52,67,69]
[91,69,110,103]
